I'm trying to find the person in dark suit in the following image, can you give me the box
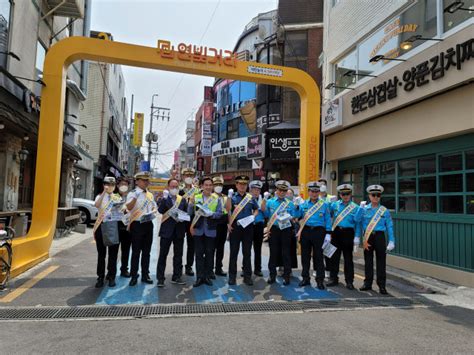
[156,178,188,287]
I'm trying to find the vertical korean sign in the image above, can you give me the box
[133,112,144,147]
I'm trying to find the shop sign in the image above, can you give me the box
[202,122,212,140]
[201,139,212,156]
[157,40,237,67]
[322,98,342,133]
[352,38,474,115]
[247,134,264,159]
[269,137,300,161]
[257,114,281,130]
[211,137,247,158]
[247,65,283,77]
[133,112,144,146]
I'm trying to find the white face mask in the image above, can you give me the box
[320,185,327,193]
[184,177,193,185]
[214,186,223,194]
[169,188,178,196]
[119,185,129,193]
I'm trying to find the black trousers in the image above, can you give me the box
[363,231,387,287]
[95,226,119,279]
[252,222,264,272]
[130,221,154,278]
[300,226,325,282]
[119,223,132,273]
[185,221,195,269]
[330,227,355,283]
[268,226,292,278]
[229,224,253,279]
[213,223,227,272]
[194,235,216,279]
[156,234,184,281]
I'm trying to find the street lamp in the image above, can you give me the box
[369,55,407,63]
[325,83,355,91]
[444,1,473,13]
[343,69,378,78]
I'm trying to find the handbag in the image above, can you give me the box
[100,221,119,246]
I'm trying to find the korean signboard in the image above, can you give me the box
[322,98,342,133]
[212,137,247,158]
[133,112,144,147]
[247,134,264,159]
[269,136,300,161]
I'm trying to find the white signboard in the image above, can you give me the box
[201,139,212,156]
[322,97,343,134]
[211,137,247,158]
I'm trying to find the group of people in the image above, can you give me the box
[92,168,395,295]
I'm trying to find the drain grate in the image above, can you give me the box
[0,297,438,321]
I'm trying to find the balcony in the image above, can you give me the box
[45,0,84,19]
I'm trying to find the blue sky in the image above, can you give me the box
[91,0,278,172]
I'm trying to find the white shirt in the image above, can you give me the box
[126,187,157,215]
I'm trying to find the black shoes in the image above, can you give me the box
[204,278,213,286]
[193,278,205,287]
[243,278,253,286]
[185,267,195,276]
[228,278,236,286]
[283,277,290,286]
[95,278,104,288]
[254,270,263,277]
[157,279,165,287]
[298,278,311,287]
[208,272,216,280]
[267,276,276,284]
[171,277,186,285]
[108,278,116,287]
[142,275,153,284]
[129,277,138,286]
[359,284,372,291]
[379,287,388,295]
[317,282,325,290]
[120,271,131,278]
[215,269,227,277]
[326,279,339,287]
[346,283,355,290]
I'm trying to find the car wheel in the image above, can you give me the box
[78,208,91,225]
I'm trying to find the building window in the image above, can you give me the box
[0,0,11,68]
[186,147,194,154]
[227,118,239,139]
[340,148,474,215]
[35,41,47,79]
[334,49,357,95]
[443,0,474,32]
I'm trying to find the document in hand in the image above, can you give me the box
[177,210,191,222]
[196,204,213,217]
[237,215,255,228]
[277,212,292,222]
[323,242,337,258]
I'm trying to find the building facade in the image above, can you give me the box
[0,0,90,229]
[321,0,474,285]
[194,86,214,176]
[80,31,129,197]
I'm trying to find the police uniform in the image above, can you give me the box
[117,178,132,277]
[188,189,223,287]
[212,176,228,277]
[250,180,265,276]
[296,182,331,289]
[360,185,395,295]
[327,184,362,289]
[264,180,297,285]
[156,190,188,286]
[127,171,157,286]
[179,167,198,276]
[93,176,121,288]
[228,175,259,285]
[318,178,336,277]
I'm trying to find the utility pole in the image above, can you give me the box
[146,94,171,170]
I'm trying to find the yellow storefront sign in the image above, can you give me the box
[149,178,169,193]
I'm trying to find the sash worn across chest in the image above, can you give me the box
[332,202,357,230]
[161,195,183,224]
[363,206,387,250]
[263,199,290,240]
[229,194,253,226]
[297,199,325,235]
[127,191,155,231]
[92,196,115,234]
[191,194,218,229]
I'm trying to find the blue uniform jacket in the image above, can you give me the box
[264,197,297,228]
[230,192,259,225]
[297,198,331,231]
[187,196,223,238]
[157,196,188,239]
[330,200,362,238]
[254,196,265,224]
[361,204,395,243]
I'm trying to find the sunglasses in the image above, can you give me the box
[370,193,382,198]
[340,192,351,196]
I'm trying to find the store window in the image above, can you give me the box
[340,149,474,215]
[443,0,474,32]
[334,49,357,94]
[227,118,239,139]
[0,0,11,68]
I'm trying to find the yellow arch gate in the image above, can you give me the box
[11,37,320,277]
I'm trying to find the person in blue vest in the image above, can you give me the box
[226,175,259,286]
[327,184,362,290]
[249,180,266,277]
[211,175,228,277]
[360,185,395,295]
[187,176,223,287]
[156,178,188,287]
[263,180,297,286]
[296,181,332,290]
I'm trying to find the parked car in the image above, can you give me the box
[72,198,98,225]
